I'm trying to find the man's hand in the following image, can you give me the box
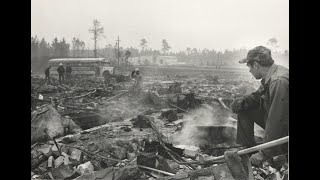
[230,97,248,113]
[249,151,268,167]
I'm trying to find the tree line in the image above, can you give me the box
[31,36,288,65]
[31,19,288,69]
[31,36,70,58]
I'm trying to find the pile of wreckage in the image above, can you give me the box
[31,74,288,180]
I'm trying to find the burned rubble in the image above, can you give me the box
[31,71,287,180]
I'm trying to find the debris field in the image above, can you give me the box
[31,68,288,180]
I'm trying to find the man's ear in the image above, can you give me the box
[253,61,259,69]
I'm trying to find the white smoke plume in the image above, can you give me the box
[171,103,265,146]
[171,103,237,146]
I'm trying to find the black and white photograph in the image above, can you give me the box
[31,0,289,179]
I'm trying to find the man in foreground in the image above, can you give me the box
[230,46,289,167]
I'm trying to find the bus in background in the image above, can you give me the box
[48,58,114,78]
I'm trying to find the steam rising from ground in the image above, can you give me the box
[171,103,266,146]
[172,104,237,146]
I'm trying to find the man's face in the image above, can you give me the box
[247,62,262,79]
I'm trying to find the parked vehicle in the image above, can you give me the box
[48,58,114,77]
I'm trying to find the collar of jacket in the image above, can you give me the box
[261,64,278,86]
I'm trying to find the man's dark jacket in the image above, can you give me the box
[45,67,50,76]
[244,64,289,157]
[57,66,65,75]
[66,66,72,73]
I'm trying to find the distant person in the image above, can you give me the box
[130,68,143,95]
[134,70,143,91]
[131,67,139,79]
[94,63,100,76]
[44,65,51,84]
[57,63,65,84]
[65,63,72,82]
[103,70,111,84]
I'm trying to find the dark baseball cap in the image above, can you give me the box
[239,46,274,65]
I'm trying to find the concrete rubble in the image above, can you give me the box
[31,70,287,180]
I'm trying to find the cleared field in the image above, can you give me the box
[137,65,252,79]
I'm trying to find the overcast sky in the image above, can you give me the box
[31,0,289,52]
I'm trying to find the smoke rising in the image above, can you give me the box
[172,103,237,146]
[171,103,265,146]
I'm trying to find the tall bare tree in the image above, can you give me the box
[72,38,77,57]
[124,50,132,67]
[140,38,147,52]
[89,19,105,57]
[161,39,171,55]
